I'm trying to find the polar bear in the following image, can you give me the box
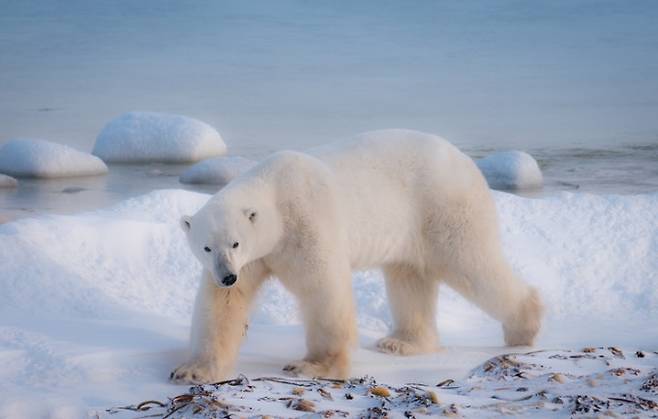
[170,129,543,384]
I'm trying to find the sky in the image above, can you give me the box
[1,0,657,154]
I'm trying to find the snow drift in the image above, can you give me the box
[0,139,108,178]
[0,189,656,416]
[4,191,656,329]
[93,112,226,163]
[476,150,543,190]
[179,156,257,186]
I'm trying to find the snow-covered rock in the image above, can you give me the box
[0,139,108,178]
[476,150,543,190]
[179,156,257,186]
[93,112,226,163]
[0,174,18,188]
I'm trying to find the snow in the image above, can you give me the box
[0,174,18,188]
[92,112,227,163]
[0,189,656,417]
[476,150,543,190]
[179,156,257,186]
[0,139,108,178]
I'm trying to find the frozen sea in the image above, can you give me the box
[0,144,657,222]
[1,0,658,220]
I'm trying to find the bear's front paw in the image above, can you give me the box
[376,336,439,356]
[170,359,223,384]
[376,336,417,355]
[282,360,327,378]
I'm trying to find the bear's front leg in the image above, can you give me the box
[171,269,265,384]
[280,263,357,379]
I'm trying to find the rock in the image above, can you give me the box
[93,112,226,163]
[476,150,543,190]
[179,156,257,186]
[0,139,108,178]
[0,173,18,188]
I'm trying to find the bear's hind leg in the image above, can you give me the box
[445,259,543,347]
[376,264,440,355]
[502,285,543,346]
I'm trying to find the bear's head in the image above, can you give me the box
[180,189,283,288]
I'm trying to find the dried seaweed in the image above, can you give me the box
[105,347,658,418]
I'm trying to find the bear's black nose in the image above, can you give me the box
[222,274,237,286]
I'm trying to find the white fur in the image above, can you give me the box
[171,129,543,384]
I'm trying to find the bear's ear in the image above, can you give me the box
[180,215,192,232]
[243,208,257,223]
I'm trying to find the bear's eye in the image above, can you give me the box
[204,246,211,253]
[232,242,239,249]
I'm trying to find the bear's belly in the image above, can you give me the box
[348,230,420,270]
[339,188,420,270]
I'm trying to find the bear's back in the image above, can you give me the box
[309,129,481,198]
[306,129,485,268]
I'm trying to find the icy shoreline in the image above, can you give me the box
[105,347,658,418]
[0,189,656,417]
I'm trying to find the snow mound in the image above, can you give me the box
[0,189,656,327]
[93,112,226,163]
[0,139,108,178]
[0,189,209,319]
[476,150,543,190]
[179,156,257,186]
[0,174,18,188]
